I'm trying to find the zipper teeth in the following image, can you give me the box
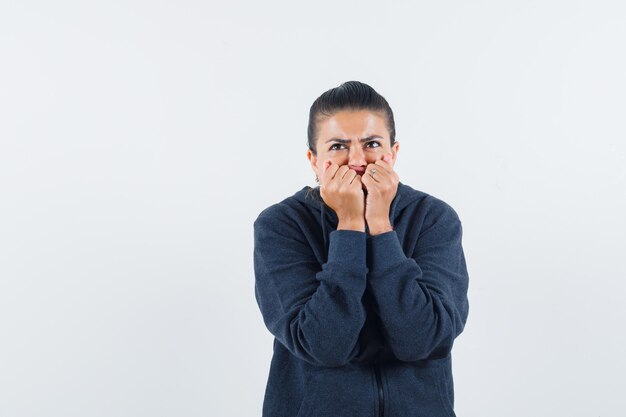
[374,364,384,417]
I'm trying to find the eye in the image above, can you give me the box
[366,141,381,148]
[329,143,347,151]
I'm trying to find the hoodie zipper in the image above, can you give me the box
[374,363,384,417]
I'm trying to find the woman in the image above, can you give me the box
[253,81,470,417]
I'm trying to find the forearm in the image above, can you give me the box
[366,229,469,362]
[254,214,369,367]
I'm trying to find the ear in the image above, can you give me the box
[306,149,319,177]
[388,141,400,167]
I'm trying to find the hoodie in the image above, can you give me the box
[253,182,470,417]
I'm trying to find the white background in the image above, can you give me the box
[1,1,625,416]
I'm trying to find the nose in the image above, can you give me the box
[348,145,366,167]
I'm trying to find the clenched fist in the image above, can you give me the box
[319,160,366,232]
[361,153,399,235]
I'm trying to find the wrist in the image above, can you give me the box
[367,220,393,236]
[337,218,366,232]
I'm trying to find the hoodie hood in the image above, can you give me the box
[293,181,426,252]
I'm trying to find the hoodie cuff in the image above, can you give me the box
[366,230,407,272]
[327,230,367,268]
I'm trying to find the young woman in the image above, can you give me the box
[253,81,470,417]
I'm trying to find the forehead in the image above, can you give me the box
[318,110,387,138]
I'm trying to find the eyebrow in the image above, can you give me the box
[325,135,384,144]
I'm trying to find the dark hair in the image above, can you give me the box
[307,81,396,156]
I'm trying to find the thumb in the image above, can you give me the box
[319,160,332,182]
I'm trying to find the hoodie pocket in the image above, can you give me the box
[295,365,375,417]
[384,357,456,417]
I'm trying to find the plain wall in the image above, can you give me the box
[1,1,625,416]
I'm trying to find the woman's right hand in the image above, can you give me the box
[319,161,366,232]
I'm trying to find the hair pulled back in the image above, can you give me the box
[307,81,396,156]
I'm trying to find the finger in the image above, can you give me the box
[373,159,392,174]
[321,160,330,176]
[334,165,350,180]
[357,174,369,191]
[337,168,356,182]
[342,167,359,181]
[322,162,340,182]
[376,157,399,182]
[366,164,385,182]
[372,161,399,186]
[361,171,379,187]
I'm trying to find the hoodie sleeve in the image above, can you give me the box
[365,200,470,362]
[253,205,369,367]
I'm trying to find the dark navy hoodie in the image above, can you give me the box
[253,182,470,417]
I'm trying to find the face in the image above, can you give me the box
[307,109,400,185]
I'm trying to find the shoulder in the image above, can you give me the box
[397,183,462,228]
[254,186,317,230]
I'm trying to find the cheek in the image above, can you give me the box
[366,154,382,163]
[364,149,383,161]
[321,155,346,168]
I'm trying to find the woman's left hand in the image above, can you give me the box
[361,153,399,235]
